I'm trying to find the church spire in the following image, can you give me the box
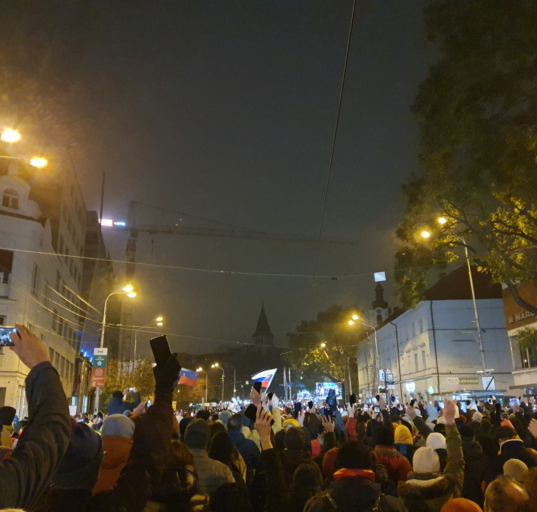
[252,300,274,345]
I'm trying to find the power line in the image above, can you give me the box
[311,0,357,285]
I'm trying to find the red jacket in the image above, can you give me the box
[374,445,411,483]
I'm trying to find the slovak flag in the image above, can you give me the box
[252,368,277,389]
[178,368,198,387]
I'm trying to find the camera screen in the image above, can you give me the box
[0,327,17,347]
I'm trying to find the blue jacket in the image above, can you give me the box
[228,429,262,484]
[107,392,141,415]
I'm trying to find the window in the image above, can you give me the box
[58,317,64,336]
[407,354,411,370]
[422,350,426,370]
[419,318,423,334]
[31,264,40,296]
[414,353,419,372]
[49,348,54,362]
[0,249,14,284]
[52,310,59,332]
[2,188,19,209]
[0,316,5,326]
[55,271,61,292]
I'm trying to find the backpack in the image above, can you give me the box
[321,490,390,512]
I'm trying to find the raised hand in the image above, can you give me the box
[10,324,49,369]
[271,394,279,410]
[443,399,456,425]
[528,418,537,439]
[250,387,262,407]
[298,410,306,427]
[347,403,355,418]
[322,415,335,433]
[255,405,273,450]
[407,407,417,420]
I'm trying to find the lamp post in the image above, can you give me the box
[422,219,487,377]
[349,315,379,400]
[133,316,164,362]
[94,285,136,415]
[212,363,225,403]
[196,367,208,404]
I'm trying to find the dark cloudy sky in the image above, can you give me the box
[4,1,438,356]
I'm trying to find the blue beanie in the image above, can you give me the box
[102,414,135,438]
[219,410,232,427]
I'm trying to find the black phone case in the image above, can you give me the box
[150,335,172,366]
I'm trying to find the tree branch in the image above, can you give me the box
[505,279,537,315]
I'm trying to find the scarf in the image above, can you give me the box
[333,468,376,482]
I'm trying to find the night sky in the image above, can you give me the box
[3,1,437,356]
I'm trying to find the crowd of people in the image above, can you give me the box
[1,324,537,512]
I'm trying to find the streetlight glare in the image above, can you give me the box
[126,292,136,298]
[156,322,163,327]
[421,230,431,239]
[320,342,326,348]
[1,129,21,143]
[438,217,447,225]
[352,314,359,320]
[348,320,355,325]
[30,157,47,168]
[156,316,163,322]
[196,367,203,372]
[123,285,134,293]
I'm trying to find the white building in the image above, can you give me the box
[0,159,87,415]
[357,267,517,404]
[501,282,537,394]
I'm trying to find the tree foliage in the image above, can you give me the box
[395,0,537,312]
[517,327,537,353]
[285,305,362,391]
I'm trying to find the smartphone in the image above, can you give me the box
[0,327,18,347]
[349,394,356,406]
[294,402,302,415]
[253,381,262,394]
[374,406,380,413]
[308,400,314,410]
[267,392,274,401]
[410,398,417,407]
[149,335,172,367]
[509,398,518,407]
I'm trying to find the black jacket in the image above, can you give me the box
[485,439,537,485]
[107,392,141,415]
[34,386,174,512]
[0,362,71,510]
[461,439,486,508]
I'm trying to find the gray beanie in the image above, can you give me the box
[219,410,232,428]
[102,414,135,438]
[184,419,211,449]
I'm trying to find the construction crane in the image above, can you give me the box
[107,200,354,360]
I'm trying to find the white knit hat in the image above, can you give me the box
[413,446,441,474]
[426,432,447,451]
[472,411,483,422]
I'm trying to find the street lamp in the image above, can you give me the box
[320,342,326,348]
[1,129,21,143]
[211,363,225,403]
[94,285,136,414]
[133,315,164,361]
[349,315,379,398]
[196,367,208,404]
[422,218,487,376]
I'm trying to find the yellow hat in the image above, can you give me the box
[283,418,300,429]
[394,424,413,444]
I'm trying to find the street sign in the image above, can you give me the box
[459,377,479,385]
[94,348,108,356]
[94,355,108,368]
[91,367,107,388]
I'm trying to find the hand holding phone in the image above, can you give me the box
[150,335,172,367]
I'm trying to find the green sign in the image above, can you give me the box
[94,355,108,368]
[459,377,479,385]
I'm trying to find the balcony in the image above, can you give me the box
[0,281,10,299]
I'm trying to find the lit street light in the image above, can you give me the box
[196,367,208,404]
[320,342,326,348]
[94,285,136,415]
[420,230,431,239]
[133,315,164,360]
[29,157,48,168]
[212,363,225,403]
[1,129,21,143]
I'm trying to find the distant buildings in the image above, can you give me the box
[357,266,517,403]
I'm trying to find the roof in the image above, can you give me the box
[424,265,501,301]
[252,301,274,338]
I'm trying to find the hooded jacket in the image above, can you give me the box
[304,471,407,512]
[228,428,261,484]
[93,436,134,494]
[460,439,486,508]
[374,445,412,483]
[398,424,464,512]
[484,438,537,485]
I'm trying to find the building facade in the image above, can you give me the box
[0,158,86,415]
[357,267,517,403]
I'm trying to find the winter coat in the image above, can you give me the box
[304,471,407,512]
[281,449,312,482]
[485,438,537,485]
[398,424,464,512]
[375,445,412,483]
[228,429,262,484]
[35,387,175,512]
[107,392,141,415]
[460,439,486,508]
[0,362,71,510]
[189,448,235,495]
[93,436,133,494]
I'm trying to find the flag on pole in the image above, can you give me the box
[251,368,277,389]
[178,368,198,387]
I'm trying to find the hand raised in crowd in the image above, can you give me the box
[347,403,355,418]
[379,395,386,411]
[406,406,417,420]
[250,387,262,407]
[10,323,50,369]
[443,398,457,425]
[322,415,335,433]
[255,405,273,450]
[298,410,306,427]
[133,401,148,415]
[528,418,537,439]
[153,353,181,390]
[271,393,279,410]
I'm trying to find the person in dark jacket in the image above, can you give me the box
[107,389,141,415]
[34,352,180,512]
[0,324,71,510]
[282,426,313,482]
[374,424,412,484]
[228,413,262,485]
[458,424,487,508]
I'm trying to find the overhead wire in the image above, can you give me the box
[311,0,358,286]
